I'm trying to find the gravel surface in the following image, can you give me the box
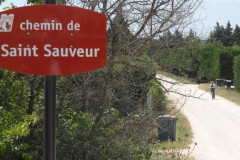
[157,75,240,160]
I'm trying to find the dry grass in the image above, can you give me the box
[199,83,240,106]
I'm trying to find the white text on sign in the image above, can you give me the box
[0,44,100,58]
[20,20,80,31]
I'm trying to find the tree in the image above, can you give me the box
[55,0,203,159]
[208,22,226,45]
[208,31,215,43]
[158,30,175,48]
[208,21,240,47]
[223,21,233,46]
[233,24,240,46]
[27,0,67,5]
[0,71,44,159]
[107,7,133,55]
[173,29,184,45]
[214,22,225,43]
[186,28,199,44]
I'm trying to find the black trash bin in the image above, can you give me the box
[216,79,226,87]
[225,80,232,88]
[157,115,178,142]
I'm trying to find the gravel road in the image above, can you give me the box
[157,75,240,160]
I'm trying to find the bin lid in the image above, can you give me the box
[157,115,178,120]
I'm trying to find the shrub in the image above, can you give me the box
[233,55,240,91]
[218,46,240,80]
[57,108,154,160]
[148,79,166,113]
[158,43,240,83]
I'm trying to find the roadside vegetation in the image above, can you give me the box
[150,20,240,160]
[199,83,240,106]
[156,21,240,92]
[157,43,240,84]
[150,109,195,160]
[149,79,195,159]
[153,20,240,159]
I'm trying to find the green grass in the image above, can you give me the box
[199,83,240,106]
[150,109,195,160]
[157,70,197,85]
[159,70,240,106]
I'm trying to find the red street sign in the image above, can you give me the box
[0,5,107,75]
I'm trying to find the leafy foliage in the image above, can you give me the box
[57,108,154,160]
[149,80,167,113]
[27,0,44,5]
[233,55,240,91]
[234,25,240,46]
[2,3,17,10]
[0,70,44,159]
[158,43,240,82]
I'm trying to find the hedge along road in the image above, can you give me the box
[157,74,240,160]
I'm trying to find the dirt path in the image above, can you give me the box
[158,75,240,160]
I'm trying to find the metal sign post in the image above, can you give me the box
[44,1,56,160]
[44,76,56,160]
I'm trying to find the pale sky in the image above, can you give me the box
[0,0,239,38]
[198,0,240,38]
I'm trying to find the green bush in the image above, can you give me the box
[233,55,240,91]
[197,44,240,81]
[158,43,240,82]
[218,46,240,80]
[148,80,166,113]
[196,43,220,82]
[112,54,158,116]
[158,47,199,78]
[0,70,44,160]
[57,108,154,160]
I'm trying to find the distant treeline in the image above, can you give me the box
[208,21,240,47]
[156,22,240,91]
